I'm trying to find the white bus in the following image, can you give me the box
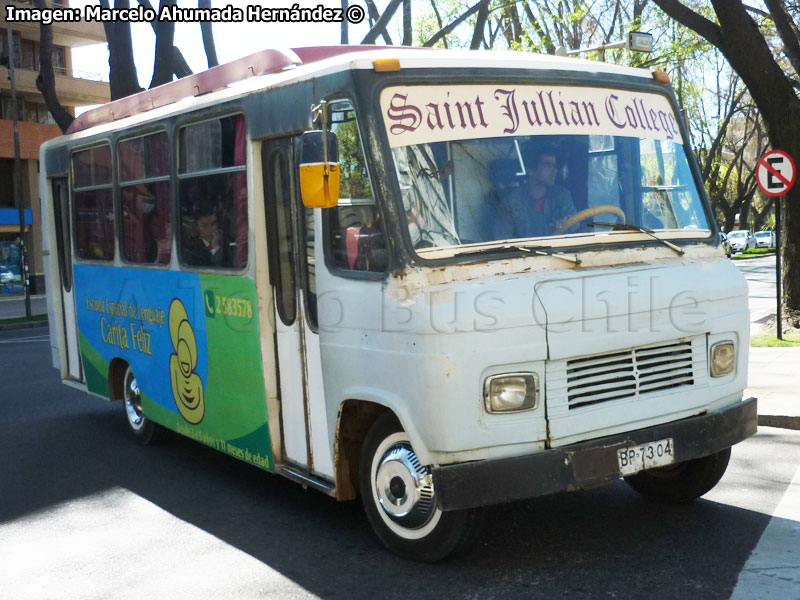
[41,46,756,561]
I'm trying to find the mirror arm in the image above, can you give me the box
[321,100,329,165]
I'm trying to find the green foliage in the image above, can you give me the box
[0,314,47,326]
[414,0,478,48]
[741,247,775,255]
[333,118,372,200]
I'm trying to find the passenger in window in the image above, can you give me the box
[183,203,228,267]
[488,143,576,239]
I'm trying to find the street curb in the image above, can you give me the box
[731,253,776,261]
[0,321,49,332]
[758,415,800,430]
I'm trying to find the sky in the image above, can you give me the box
[69,0,379,110]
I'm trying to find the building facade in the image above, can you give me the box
[1,0,109,294]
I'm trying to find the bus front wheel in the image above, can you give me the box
[624,447,731,503]
[122,365,162,445]
[359,413,481,562]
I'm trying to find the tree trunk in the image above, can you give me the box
[362,0,402,44]
[770,125,800,313]
[365,0,393,44]
[199,0,219,67]
[31,0,74,132]
[423,2,481,48]
[340,0,349,44]
[653,0,800,313]
[101,0,144,100]
[470,0,490,49]
[402,0,411,46]
[137,0,193,78]
[150,0,176,88]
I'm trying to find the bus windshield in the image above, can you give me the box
[380,84,711,255]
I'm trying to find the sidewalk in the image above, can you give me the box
[0,294,48,321]
[746,347,800,430]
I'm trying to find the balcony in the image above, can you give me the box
[0,64,110,107]
[1,1,106,47]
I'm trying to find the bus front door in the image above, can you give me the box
[51,178,82,381]
[262,139,332,479]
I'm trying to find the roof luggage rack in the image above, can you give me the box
[67,45,402,134]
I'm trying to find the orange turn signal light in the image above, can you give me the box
[652,70,670,83]
[373,58,401,72]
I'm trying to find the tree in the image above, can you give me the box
[652,0,800,316]
[32,0,74,131]
[34,0,218,133]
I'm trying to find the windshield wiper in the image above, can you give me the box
[455,243,580,265]
[589,222,685,256]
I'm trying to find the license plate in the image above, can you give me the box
[617,438,675,476]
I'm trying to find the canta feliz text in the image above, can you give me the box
[100,317,152,355]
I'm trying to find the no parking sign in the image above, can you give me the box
[757,150,796,196]
[756,149,794,339]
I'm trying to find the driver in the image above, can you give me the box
[490,144,576,239]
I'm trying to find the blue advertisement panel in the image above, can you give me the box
[73,264,273,470]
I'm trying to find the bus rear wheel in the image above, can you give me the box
[359,413,481,562]
[122,365,162,445]
[624,447,731,503]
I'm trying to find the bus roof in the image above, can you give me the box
[67,45,654,135]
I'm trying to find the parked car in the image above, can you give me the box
[754,231,776,248]
[726,230,756,253]
[719,232,732,258]
[0,265,20,285]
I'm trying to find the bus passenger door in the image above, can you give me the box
[51,178,82,381]
[262,139,331,478]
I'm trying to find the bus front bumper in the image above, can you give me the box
[432,397,757,511]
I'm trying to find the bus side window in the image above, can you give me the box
[119,132,171,265]
[72,145,114,261]
[326,100,387,273]
[178,115,248,269]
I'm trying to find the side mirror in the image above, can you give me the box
[299,131,340,209]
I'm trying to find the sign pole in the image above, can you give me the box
[775,196,782,340]
[756,149,794,341]
[7,11,31,317]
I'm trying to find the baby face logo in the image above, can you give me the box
[169,298,205,424]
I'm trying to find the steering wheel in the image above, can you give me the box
[556,205,626,235]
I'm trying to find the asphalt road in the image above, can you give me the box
[1,327,799,599]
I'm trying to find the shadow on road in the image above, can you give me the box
[0,334,782,600]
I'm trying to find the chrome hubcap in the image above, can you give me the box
[375,442,437,529]
[123,368,144,431]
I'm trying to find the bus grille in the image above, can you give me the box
[566,340,695,410]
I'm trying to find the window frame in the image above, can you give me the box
[116,128,173,268]
[320,95,391,281]
[175,112,249,272]
[263,145,297,327]
[70,141,115,263]
[51,178,73,292]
